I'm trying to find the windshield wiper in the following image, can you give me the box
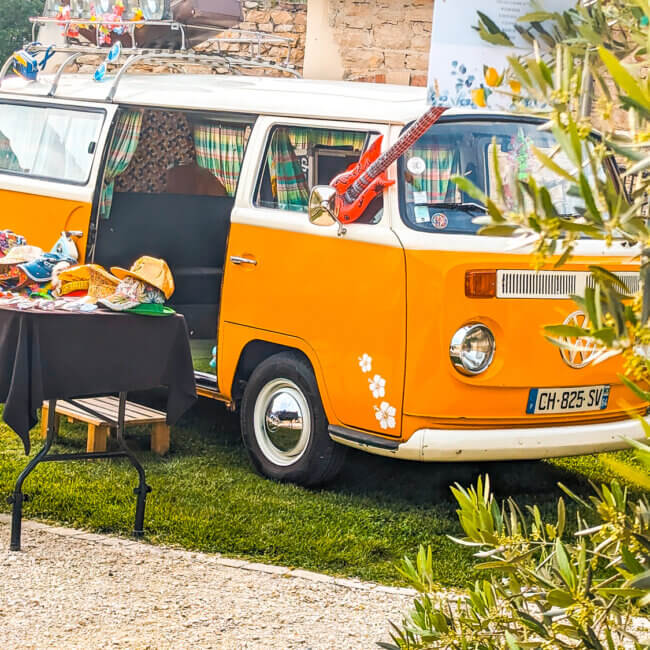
[422,202,486,212]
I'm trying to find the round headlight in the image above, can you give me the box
[449,323,495,376]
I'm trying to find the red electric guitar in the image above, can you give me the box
[330,105,447,224]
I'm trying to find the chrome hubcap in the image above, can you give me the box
[253,379,310,466]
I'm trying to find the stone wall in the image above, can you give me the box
[61,0,435,84]
[214,0,434,84]
[202,0,307,76]
[328,0,432,85]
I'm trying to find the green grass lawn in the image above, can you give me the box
[0,398,646,587]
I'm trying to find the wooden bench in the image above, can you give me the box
[41,396,170,455]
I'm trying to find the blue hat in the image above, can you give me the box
[19,254,67,283]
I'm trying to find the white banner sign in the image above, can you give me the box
[427,0,574,109]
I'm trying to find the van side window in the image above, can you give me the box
[113,111,251,199]
[0,102,104,184]
[255,125,370,214]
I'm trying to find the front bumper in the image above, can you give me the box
[332,416,649,461]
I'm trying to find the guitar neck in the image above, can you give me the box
[345,105,447,203]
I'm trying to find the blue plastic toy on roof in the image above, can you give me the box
[11,43,55,82]
[93,42,122,82]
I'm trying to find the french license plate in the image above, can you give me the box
[526,385,610,415]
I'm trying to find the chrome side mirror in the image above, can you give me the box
[308,186,337,226]
[308,186,347,236]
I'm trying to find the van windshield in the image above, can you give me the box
[398,120,603,235]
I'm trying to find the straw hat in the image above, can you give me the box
[56,264,119,300]
[87,265,120,300]
[111,256,175,300]
[0,245,42,265]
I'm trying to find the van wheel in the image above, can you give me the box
[240,352,347,487]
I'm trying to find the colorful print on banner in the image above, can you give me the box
[427,0,574,109]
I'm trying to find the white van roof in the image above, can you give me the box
[0,73,518,125]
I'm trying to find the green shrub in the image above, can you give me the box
[381,436,649,649]
[383,3,650,646]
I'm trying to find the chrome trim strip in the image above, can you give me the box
[328,425,399,450]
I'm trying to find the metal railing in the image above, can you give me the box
[0,17,300,101]
[29,16,295,61]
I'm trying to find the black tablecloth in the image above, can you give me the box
[0,306,197,453]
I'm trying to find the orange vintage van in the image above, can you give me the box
[0,61,646,486]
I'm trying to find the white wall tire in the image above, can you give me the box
[252,378,311,467]
[240,352,347,486]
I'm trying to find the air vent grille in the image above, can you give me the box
[496,270,639,299]
[585,273,640,295]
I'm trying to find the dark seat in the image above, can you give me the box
[94,192,233,337]
[172,267,224,304]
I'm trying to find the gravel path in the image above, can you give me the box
[0,515,414,649]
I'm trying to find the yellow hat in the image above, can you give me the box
[55,264,89,296]
[111,256,174,300]
[56,264,120,300]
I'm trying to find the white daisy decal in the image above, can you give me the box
[358,353,372,373]
[374,401,396,430]
[368,374,386,399]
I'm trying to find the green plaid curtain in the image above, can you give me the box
[268,128,309,211]
[100,110,142,219]
[193,123,250,196]
[408,147,460,202]
[289,128,366,152]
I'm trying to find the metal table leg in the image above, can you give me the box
[114,392,151,537]
[8,392,152,550]
[9,399,57,551]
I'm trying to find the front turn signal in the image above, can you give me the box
[465,270,496,298]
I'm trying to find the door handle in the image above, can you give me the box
[230,255,257,266]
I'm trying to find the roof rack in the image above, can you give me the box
[0,17,300,101]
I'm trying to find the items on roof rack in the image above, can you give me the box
[30,12,295,58]
[11,43,55,81]
[0,14,300,101]
[42,0,242,48]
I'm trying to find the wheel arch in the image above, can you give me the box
[227,336,334,415]
[218,323,338,421]
[231,340,314,398]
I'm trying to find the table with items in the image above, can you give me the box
[0,229,196,550]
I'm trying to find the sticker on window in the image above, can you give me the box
[431,212,448,229]
[407,156,426,175]
[414,206,429,224]
[413,191,428,204]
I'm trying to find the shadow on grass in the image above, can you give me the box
[0,395,640,587]
[166,396,623,510]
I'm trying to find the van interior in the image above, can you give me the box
[90,108,235,385]
[90,108,371,385]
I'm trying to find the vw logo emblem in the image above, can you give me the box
[559,311,598,369]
